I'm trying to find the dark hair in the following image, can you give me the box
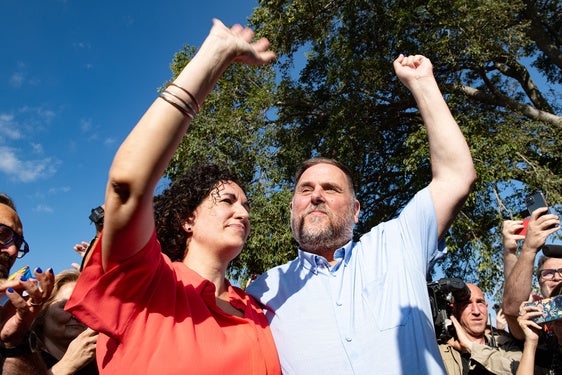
[0,193,17,211]
[32,270,81,344]
[153,163,243,262]
[293,158,356,197]
[537,255,550,280]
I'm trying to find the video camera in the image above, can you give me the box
[88,205,105,228]
[427,278,471,343]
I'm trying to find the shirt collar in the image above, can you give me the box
[298,240,353,274]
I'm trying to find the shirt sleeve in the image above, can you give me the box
[65,230,166,338]
[470,342,521,375]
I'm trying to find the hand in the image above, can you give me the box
[496,308,507,331]
[207,18,276,66]
[502,220,526,254]
[51,328,98,374]
[0,268,55,347]
[517,300,542,345]
[393,54,434,91]
[73,241,90,257]
[447,315,473,353]
[522,207,560,253]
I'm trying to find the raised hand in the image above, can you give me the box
[0,267,55,347]
[207,18,276,66]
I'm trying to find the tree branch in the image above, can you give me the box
[522,0,562,70]
[460,85,562,127]
[493,60,554,112]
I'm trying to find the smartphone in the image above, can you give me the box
[526,191,551,216]
[525,295,562,324]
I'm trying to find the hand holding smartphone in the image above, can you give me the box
[525,295,562,324]
[526,191,551,216]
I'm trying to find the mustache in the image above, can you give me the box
[303,203,330,216]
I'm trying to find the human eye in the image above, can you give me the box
[0,226,14,244]
[542,269,555,278]
[298,185,313,194]
[220,197,234,204]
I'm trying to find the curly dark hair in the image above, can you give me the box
[153,163,243,262]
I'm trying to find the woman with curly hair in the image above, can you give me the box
[65,18,279,374]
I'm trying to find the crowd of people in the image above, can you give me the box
[0,16,560,375]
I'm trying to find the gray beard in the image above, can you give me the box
[293,212,354,255]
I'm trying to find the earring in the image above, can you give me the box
[187,227,192,231]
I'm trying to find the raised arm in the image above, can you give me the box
[393,55,476,238]
[102,19,275,270]
[502,220,526,280]
[503,207,559,316]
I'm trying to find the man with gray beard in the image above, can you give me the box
[246,54,476,374]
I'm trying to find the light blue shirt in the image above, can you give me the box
[247,188,447,374]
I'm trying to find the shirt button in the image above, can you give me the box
[336,301,342,306]
[345,336,352,342]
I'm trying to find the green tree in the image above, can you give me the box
[162,1,562,295]
[247,0,561,298]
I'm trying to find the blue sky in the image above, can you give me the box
[0,0,260,275]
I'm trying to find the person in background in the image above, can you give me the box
[65,19,280,374]
[439,283,522,374]
[495,307,508,332]
[502,219,527,280]
[73,205,104,270]
[31,270,98,374]
[246,54,476,374]
[503,207,560,340]
[516,283,562,374]
[0,192,55,374]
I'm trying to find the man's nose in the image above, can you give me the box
[310,187,325,204]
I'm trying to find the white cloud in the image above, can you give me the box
[9,72,24,88]
[47,186,71,194]
[0,114,22,141]
[80,119,92,132]
[33,204,53,213]
[0,146,59,183]
[30,143,43,154]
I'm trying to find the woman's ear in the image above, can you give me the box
[182,215,195,233]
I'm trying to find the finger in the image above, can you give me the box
[33,267,55,301]
[251,37,271,53]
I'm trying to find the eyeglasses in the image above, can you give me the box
[0,224,29,258]
[539,268,562,280]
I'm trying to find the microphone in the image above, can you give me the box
[542,244,562,258]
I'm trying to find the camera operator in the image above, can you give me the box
[439,283,522,375]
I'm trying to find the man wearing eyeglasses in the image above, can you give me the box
[0,193,54,373]
[502,206,561,341]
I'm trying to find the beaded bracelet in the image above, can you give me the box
[158,92,194,120]
[168,83,201,113]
